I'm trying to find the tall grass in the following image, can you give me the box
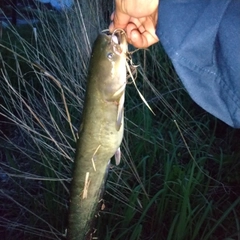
[1,1,240,240]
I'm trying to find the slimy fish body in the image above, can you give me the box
[67,30,127,240]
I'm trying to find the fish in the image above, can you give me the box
[67,29,128,240]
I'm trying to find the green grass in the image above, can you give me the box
[0,1,240,240]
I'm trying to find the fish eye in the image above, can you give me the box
[107,52,114,59]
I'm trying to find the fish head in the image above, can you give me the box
[89,29,128,102]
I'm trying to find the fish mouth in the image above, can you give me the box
[102,29,128,55]
[112,29,128,55]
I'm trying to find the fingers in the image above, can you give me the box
[126,22,159,48]
[109,20,159,48]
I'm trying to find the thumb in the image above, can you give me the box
[109,11,130,32]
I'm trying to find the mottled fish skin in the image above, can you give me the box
[67,30,127,240]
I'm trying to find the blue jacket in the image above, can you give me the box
[156,0,240,128]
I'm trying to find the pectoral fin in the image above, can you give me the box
[116,92,125,131]
[114,147,121,165]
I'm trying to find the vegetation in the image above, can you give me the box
[0,1,240,239]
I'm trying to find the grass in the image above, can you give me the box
[1,1,240,240]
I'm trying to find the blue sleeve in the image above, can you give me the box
[156,0,240,128]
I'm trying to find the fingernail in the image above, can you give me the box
[110,12,114,21]
[109,22,114,32]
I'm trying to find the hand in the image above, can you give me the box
[109,0,159,48]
